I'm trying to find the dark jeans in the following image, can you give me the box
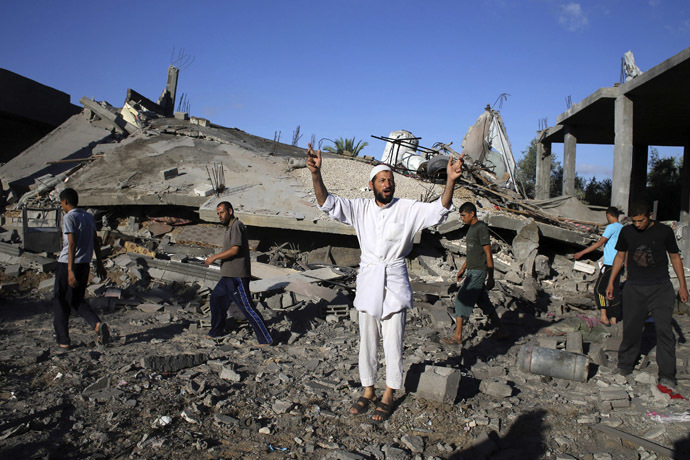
[209,276,272,345]
[618,281,676,381]
[53,262,100,345]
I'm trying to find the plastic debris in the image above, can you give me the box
[647,411,690,423]
[656,384,687,400]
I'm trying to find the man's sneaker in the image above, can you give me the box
[613,367,632,376]
[98,323,110,345]
[658,377,677,390]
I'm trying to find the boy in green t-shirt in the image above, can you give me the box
[443,202,508,346]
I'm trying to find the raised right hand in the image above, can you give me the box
[306,143,322,173]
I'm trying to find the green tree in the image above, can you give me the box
[323,137,368,157]
[647,147,682,220]
[516,137,565,199]
[583,177,612,206]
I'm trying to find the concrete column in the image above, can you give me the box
[166,65,179,108]
[612,95,633,214]
[535,139,551,200]
[681,139,690,257]
[628,144,648,211]
[562,127,577,197]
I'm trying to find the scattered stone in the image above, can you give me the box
[479,379,513,398]
[272,399,293,414]
[401,433,425,453]
[634,372,656,385]
[219,366,241,382]
[138,303,164,313]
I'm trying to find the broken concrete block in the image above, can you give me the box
[603,336,622,352]
[174,111,189,120]
[634,372,657,385]
[400,434,425,454]
[83,376,110,395]
[20,253,57,272]
[587,343,608,367]
[425,301,454,328]
[160,167,178,180]
[112,254,133,268]
[190,117,210,127]
[330,246,361,267]
[479,379,512,398]
[522,276,539,303]
[566,331,583,354]
[4,264,21,277]
[137,303,164,313]
[415,365,461,404]
[573,260,596,275]
[141,353,208,372]
[194,184,214,197]
[598,387,629,402]
[307,246,333,265]
[512,219,539,260]
[535,255,551,279]
[539,337,560,349]
[38,277,55,291]
[219,366,241,382]
[504,270,522,284]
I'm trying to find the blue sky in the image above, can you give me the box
[2,1,688,180]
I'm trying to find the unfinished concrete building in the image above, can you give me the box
[536,46,690,255]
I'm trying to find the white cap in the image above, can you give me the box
[369,164,392,182]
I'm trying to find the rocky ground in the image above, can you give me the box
[1,257,689,460]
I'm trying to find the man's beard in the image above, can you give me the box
[373,187,394,204]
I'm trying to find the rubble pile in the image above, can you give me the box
[1,79,690,459]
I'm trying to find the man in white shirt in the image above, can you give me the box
[306,144,463,423]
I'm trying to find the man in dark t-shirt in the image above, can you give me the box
[606,202,688,389]
[205,202,272,345]
[442,202,507,346]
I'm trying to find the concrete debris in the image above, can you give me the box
[0,70,688,460]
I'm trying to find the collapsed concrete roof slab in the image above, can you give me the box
[0,112,112,192]
[63,118,356,235]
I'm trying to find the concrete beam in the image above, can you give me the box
[562,127,577,196]
[486,214,595,246]
[555,87,619,125]
[79,97,137,135]
[612,95,633,214]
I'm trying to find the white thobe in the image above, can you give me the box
[319,194,451,319]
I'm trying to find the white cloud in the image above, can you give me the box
[648,0,661,7]
[559,3,589,32]
[577,163,612,178]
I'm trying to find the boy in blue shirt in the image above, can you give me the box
[573,206,623,325]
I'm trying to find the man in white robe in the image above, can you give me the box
[306,143,463,422]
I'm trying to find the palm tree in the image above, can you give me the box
[323,137,368,157]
